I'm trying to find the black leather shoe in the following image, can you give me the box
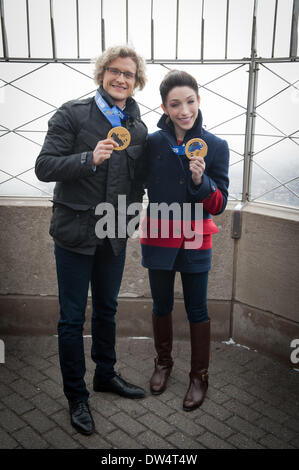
[69,400,95,435]
[93,373,145,399]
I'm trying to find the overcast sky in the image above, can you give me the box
[0,0,298,206]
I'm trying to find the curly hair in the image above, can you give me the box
[93,45,147,91]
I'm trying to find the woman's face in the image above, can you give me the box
[102,56,137,108]
[162,86,200,139]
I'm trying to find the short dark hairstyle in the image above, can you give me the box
[159,70,198,105]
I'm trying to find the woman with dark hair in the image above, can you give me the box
[141,69,229,411]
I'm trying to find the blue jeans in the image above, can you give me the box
[54,241,126,402]
[148,269,209,323]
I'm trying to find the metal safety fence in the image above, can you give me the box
[0,0,298,208]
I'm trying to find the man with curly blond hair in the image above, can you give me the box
[35,46,148,435]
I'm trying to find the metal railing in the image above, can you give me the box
[0,0,298,207]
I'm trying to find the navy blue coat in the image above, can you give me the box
[141,110,229,272]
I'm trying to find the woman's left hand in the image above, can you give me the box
[189,156,205,185]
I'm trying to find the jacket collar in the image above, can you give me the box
[157,109,204,142]
[97,86,140,119]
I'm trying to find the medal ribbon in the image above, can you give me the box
[171,145,186,155]
[94,91,127,127]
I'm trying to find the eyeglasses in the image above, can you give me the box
[104,67,136,80]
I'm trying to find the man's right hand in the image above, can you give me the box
[92,139,119,166]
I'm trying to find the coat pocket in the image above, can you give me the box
[49,201,92,247]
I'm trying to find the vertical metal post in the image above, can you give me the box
[175,0,179,60]
[151,0,154,61]
[201,0,205,61]
[225,0,230,59]
[290,0,299,58]
[49,0,56,60]
[0,0,8,59]
[26,0,31,58]
[242,0,258,202]
[76,0,80,59]
[101,0,105,52]
[271,0,278,58]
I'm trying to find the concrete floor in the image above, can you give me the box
[0,334,299,450]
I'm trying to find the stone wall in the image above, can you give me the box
[0,198,298,362]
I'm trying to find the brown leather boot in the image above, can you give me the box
[183,320,210,411]
[150,313,174,395]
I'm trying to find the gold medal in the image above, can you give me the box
[185,138,208,159]
[107,126,131,151]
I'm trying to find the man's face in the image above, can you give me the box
[102,57,137,108]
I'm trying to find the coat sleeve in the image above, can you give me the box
[35,104,95,182]
[187,139,230,215]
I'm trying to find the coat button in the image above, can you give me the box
[157,155,162,160]
[179,178,185,184]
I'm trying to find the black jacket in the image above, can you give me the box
[35,87,147,255]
